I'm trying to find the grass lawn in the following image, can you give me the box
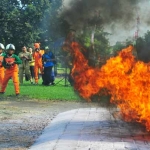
[3,77,82,101]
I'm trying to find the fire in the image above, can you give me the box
[71,42,150,131]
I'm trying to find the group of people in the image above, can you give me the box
[0,43,56,96]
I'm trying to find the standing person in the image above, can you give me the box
[42,46,55,86]
[33,43,44,84]
[0,43,5,86]
[0,44,22,96]
[28,47,35,82]
[18,46,32,84]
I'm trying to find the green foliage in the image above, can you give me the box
[42,0,70,44]
[0,0,112,62]
[94,29,110,56]
[135,30,150,62]
[136,30,150,52]
[112,41,126,56]
[77,26,110,67]
[0,0,51,53]
[111,38,135,57]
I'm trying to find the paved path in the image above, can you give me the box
[29,108,150,150]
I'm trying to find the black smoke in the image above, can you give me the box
[61,0,143,29]
[61,0,150,62]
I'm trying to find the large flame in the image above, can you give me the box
[71,42,150,131]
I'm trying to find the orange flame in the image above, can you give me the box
[71,42,150,131]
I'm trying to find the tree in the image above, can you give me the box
[40,0,70,45]
[76,27,110,67]
[135,31,150,62]
[0,0,51,53]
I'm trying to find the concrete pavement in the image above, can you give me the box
[29,107,150,150]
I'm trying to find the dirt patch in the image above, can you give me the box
[0,96,106,150]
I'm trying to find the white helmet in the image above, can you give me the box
[0,43,5,50]
[6,44,15,50]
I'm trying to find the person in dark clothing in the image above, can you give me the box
[42,46,55,86]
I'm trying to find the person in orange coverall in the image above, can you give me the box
[0,44,22,96]
[33,43,44,84]
[0,43,5,86]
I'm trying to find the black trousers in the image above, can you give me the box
[42,66,53,85]
[30,66,34,79]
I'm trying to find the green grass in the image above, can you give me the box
[3,77,82,101]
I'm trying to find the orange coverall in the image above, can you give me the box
[0,54,5,86]
[33,50,44,84]
[0,54,22,94]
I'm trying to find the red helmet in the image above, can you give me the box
[34,43,40,49]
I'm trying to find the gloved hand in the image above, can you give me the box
[7,62,14,65]
[6,62,15,68]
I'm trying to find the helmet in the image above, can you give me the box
[34,43,40,49]
[6,44,15,50]
[0,43,5,50]
[45,46,49,51]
